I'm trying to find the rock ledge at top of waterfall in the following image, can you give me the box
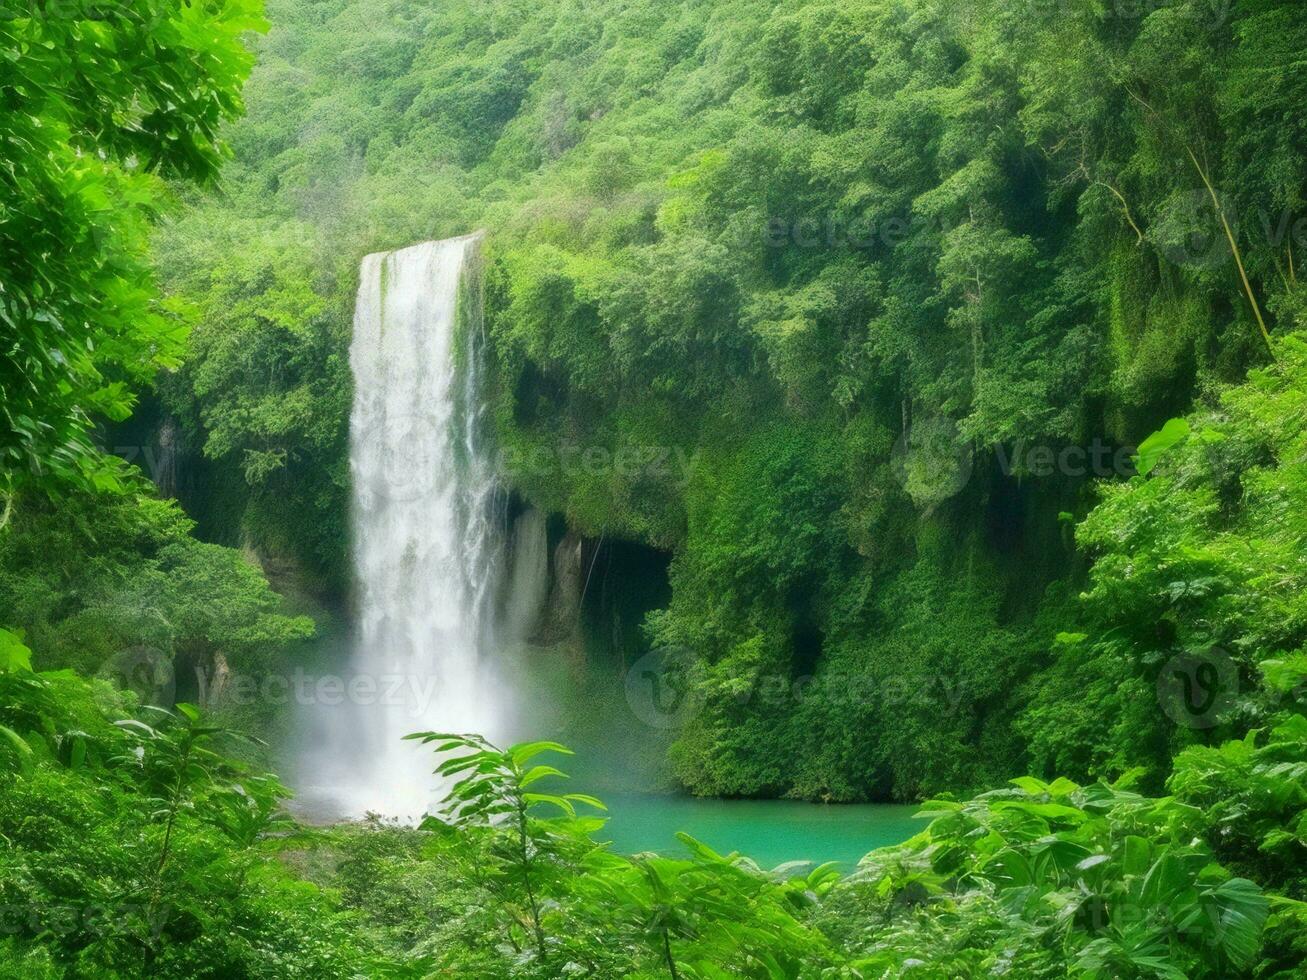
[359,230,485,267]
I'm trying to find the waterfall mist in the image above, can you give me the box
[295,234,545,821]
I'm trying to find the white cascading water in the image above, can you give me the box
[299,233,547,820]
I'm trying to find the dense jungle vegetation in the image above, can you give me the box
[2,0,1306,975]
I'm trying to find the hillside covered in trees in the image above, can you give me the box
[2,0,1305,976]
[150,0,1307,800]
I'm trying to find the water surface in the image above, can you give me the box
[598,794,924,869]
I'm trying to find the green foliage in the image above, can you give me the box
[405,732,842,977]
[819,774,1270,978]
[0,0,264,492]
[0,660,401,976]
[153,219,351,585]
[1169,712,1307,896]
[1021,336,1307,786]
[388,731,1292,977]
[404,732,609,968]
[0,489,312,684]
[2,641,1298,977]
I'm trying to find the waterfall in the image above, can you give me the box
[348,234,501,818]
[301,233,524,820]
[292,233,557,820]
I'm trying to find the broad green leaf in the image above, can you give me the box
[0,628,32,672]
[563,793,607,812]
[523,792,574,817]
[1205,877,1269,967]
[1134,418,1190,477]
[175,702,201,722]
[508,740,573,768]
[0,724,34,773]
[519,765,567,788]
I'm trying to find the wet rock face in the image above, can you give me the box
[501,507,549,645]
[540,531,583,645]
[154,416,180,499]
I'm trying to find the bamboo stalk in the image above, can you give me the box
[1185,146,1276,359]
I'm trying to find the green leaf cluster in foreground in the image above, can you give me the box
[2,646,1304,976]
